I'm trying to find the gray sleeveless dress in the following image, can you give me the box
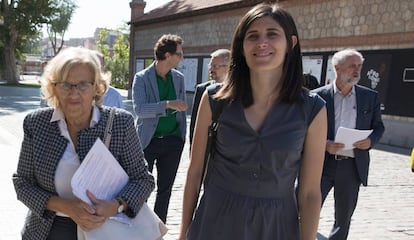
[187,92,325,240]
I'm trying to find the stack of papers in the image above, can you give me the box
[335,127,373,157]
[72,138,168,240]
[71,138,130,224]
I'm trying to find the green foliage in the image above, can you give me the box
[20,32,42,54]
[2,0,53,35]
[46,0,77,55]
[97,27,130,89]
[97,28,111,63]
[0,0,55,82]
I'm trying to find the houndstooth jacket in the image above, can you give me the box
[12,106,155,240]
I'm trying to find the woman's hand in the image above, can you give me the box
[67,198,105,231]
[70,190,121,231]
[86,190,119,219]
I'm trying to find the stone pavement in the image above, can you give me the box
[0,82,413,239]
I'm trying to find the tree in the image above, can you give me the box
[45,0,77,55]
[97,28,111,63]
[0,0,55,83]
[20,32,42,54]
[97,27,130,89]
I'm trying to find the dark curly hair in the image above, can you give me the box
[153,34,183,60]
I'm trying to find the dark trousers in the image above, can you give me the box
[144,135,184,223]
[321,158,361,240]
[47,216,77,240]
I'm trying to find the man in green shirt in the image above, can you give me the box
[132,34,187,223]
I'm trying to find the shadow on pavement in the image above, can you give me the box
[374,143,411,156]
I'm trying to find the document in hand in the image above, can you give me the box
[335,127,373,150]
[72,138,168,240]
[71,138,129,206]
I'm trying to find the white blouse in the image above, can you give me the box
[50,106,100,216]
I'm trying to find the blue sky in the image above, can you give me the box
[60,0,170,39]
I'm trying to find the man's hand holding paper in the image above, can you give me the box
[353,138,372,150]
[335,127,373,150]
[333,127,373,157]
[326,140,345,155]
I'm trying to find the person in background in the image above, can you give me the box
[103,86,124,108]
[12,47,154,240]
[312,49,384,239]
[189,48,230,146]
[132,34,187,223]
[303,72,320,90]
[179,3,327,240]
[94,51,124,108]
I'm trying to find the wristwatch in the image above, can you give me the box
[116,197,124,213]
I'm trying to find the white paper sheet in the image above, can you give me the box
[334,127,373,157]
[72,138,167,239]
[71,138,129,205]
[335,127,373,151]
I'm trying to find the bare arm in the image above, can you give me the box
[298,106,327,240]
[179,92,211,240]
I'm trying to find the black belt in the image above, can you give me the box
[335,155,354,160]
[154,135,174,139]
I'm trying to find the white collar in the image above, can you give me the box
[333,82,355,97]
[50,105,100,128]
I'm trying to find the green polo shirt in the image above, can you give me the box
[153,71,181,138]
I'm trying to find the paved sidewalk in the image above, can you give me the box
[1,83,413,239]
[159,143,414,240]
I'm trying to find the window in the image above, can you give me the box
[403,68,414,82]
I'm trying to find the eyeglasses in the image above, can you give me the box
[209,64,228,69]
[55,81,94,92]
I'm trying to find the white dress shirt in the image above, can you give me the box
[334,84,357,157]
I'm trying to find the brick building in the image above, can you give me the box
[128,0,414,148]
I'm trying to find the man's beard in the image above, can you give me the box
[341,74,360,85]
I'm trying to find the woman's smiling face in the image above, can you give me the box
[243,16,288,73]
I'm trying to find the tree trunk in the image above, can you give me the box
[4,40,19,84]
[3,14,19,84]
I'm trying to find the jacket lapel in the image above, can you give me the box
[148,63,160,102]
[355,85,363,129]
[37,121,68,193]
[326,85,336,140]
[77,108,107,161]
[172,71,183,99]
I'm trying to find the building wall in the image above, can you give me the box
[132,0,414,55]
[132,8,247,57]
[288,0,414,51]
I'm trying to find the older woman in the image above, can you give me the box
[12,47,154,240]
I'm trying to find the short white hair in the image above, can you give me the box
[210,49,230,62]
[332,49,364,67]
